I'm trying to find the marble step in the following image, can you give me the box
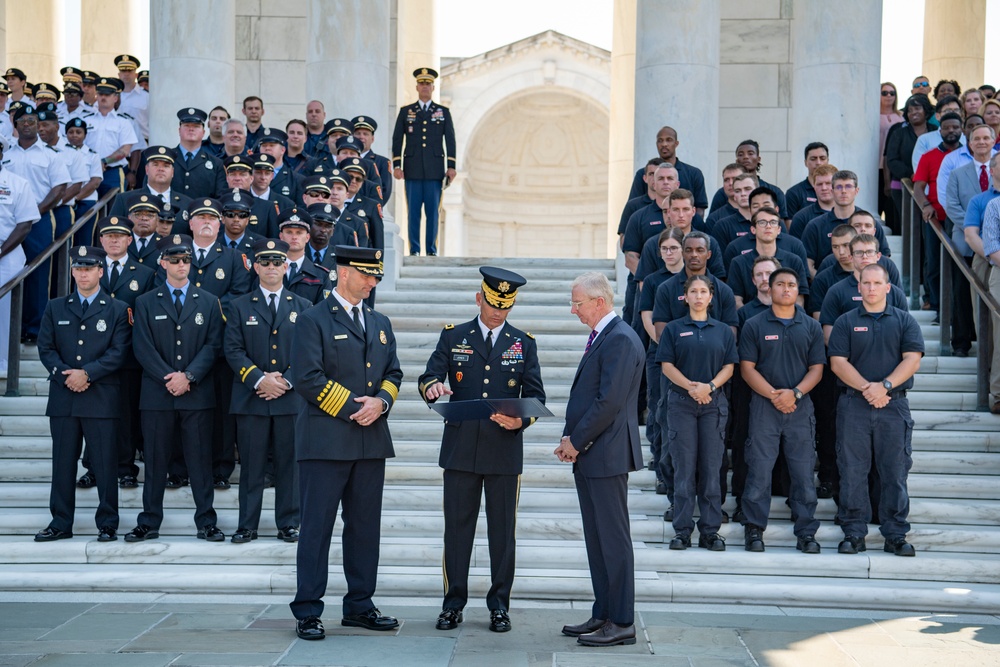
[394,278,606,294]
[397,266,616,281]
[400,256,616,270]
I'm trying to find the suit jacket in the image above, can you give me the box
[171,146,227,199]
[563,316,644,478]
[225,289,311,416]
[132,285,224,410]
[945,160,987,257]
[218,230,264,264]
[391,100,457,181]
[247,195,282,238]
[127,233,163,266]
[37,290,131,418]
[156,241,252,312]
[100,258,157,308]
[270,165,301,202]
[418,318,545,475]
[283,255,334,305]
[290,296,402,461]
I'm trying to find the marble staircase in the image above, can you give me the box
[2,256,1000,613]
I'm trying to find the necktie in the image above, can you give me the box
[981,164,989,192]
[486,329,493,352]
[110,260,120,285]
[229,240,237,249]
[585,329,597,353]
[198,248,206,266]
[81,299,89,314]
[313,249,322,264]
[268,292,277,317]
[139,237,147,252]
[352,305,363,332]
[289,262,297,278]
[173,288,183,315]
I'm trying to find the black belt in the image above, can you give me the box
[842,388,907,399]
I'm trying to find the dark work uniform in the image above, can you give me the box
[418,318,545,613]
[789,202,827,239]
[710,179,786,216]
[801,211,891,267]
[131,284,224,533]
[828,306,924,541]
[225,288,311,532]
[710,212,754,251]
[284,256,334,305]
[128,233,163,266]
[784,178,817,221]
[820,274,909,327]
[219,230,264,264]
[739,308,826,538]
[810,258,902,315]
[655,316,738,539]
[109,187,192,222]
[288,296,403,621]
[723,232,808,269]
[618,193,652,237]
[706,201,737,228]
[171,146,226,199]
[727,248,810,303]
[628,159,708,209]
[270,165,301,203]
[634,233,725,283]
[248,195,283,238]
[37,291,131,534]
[818,253,902,285]
[343,195,384,249]
[306,244,338,271]
[729,298,771,506]
[361,149,393,203]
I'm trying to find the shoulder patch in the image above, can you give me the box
[444,324,455,330]
[525,332,535,339]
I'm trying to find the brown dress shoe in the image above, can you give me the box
[577,620,637,646]
[561,617,606,637]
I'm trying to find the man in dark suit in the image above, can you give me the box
[391,67,456,256]
[418,267,545,633]
[123,234,225,543]
[224,154,282,238]
[224,239,309,544]
[218,188,263,261]
[34,245,131,543]
[555,272,644,647]
[288,245,402,641]
[172,107,227,199]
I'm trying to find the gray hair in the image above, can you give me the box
[571,272,614,307]
[223,118,246,134]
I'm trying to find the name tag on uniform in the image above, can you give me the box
[679,331,693,337]
[854,327,869,332]
[649,220,662,226]
[245,320,258,325]
[741,248,753,255]
[0,186,12,204]
[736,231,748,237]
[57,320,70,325]
[155,315,168,320]
[852,296,862,301]
[765,335,779,341]
[334,334,348,340]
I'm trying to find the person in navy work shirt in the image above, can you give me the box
[727,207,809,308]
[657,275,738,551]
[738,268,826,554]
[828,263,924,557]
[784,142,830,220]
[709,140,786,218]
[626,126,708,212]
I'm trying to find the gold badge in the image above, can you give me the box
[379,330,387,344]
[267,241,275,249]
[96,319,107,332]
[195,312,204,325]
[129,279,139,292]
[455,371,463,383]
[508,379,517,388]
[289,311,297,323]
[498,281,510,294]
[374,250,382,260]
[215,268,225,280]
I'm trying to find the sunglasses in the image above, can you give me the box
[165,256,192,264]
[223,211,250,219]
[346,174,364,182]
[881,90,896,96]
[256,258,285,267]
[914,82,930,88]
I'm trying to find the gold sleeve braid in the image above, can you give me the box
[318,380,351,417]
[239,365,258,383]
[380,380,399,402]
[418,378,439,398]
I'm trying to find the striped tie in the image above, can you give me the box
[585,329,597,352]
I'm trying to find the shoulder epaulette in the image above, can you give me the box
[444,324,454,330]
[525,332,535,339]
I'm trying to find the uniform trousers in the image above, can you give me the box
[656,374,675,503]
[81,367,142,479]
[644,348,662,480]
[48,416,118,532]
[574,471,634,626]
[98,166,125,198]
[442,469,518,612]
[742,394,820,537]
[835,393,914,540]
[212,360,237,479]
[727,372,752,504]
[21,211,55,337]
[236,414,299,531]
[813,366,840,491]
[404,179,441,255]
[666,391,727,537]
[73,200,97,245]
[291,458,386,620]
[137,409,217,530]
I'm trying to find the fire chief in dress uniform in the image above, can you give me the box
[418,267,545,634]
[289,245,403,641]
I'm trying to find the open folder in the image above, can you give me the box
[429,397,553,422]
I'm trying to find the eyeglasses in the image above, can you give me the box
[754,219,781,227]
[165,256,192,264]
[833,184,856,192]
[881,90,896,96]
[347,174,364,183]
[223,211,249,219]
[913,82,930,88]
[852,250,879,258]
[305,190,330,198]
[661,246,682,253]
[570,297,598,308]
[256,258,285,267]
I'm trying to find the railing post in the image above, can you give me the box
[5,283,23,397]
[939,240,952,356]
[901,188,911,296]
[977,291,991,411]
[905,187,923,310]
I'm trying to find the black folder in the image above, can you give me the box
[429,397,553,422]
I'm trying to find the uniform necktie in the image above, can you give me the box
[313,249,322,264]
[981,164,989,192]
[352,305,363,332]
[486,329,493,352]
[288,261,298,278]
[585,329,597,352]
[139,237,147,252]
[198,248,206,266]
[173,288,183,315]
[229,240,237,249]
[268,292,277,317]
[110,260,120,285]
[81,299,89,314]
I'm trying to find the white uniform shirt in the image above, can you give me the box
[118,86,149,140]
[2,138,71,204]
[83,109,137,167]
[0,168,41,242]
[71,144,103,202]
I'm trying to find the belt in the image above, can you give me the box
[842,388,907,399]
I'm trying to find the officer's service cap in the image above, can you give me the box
[63,82,83,96]
[23,83,34,96]
[70,245,107,267]
[326,169,349,189]
[480,266,526,310]
[413,67,438,83]
[114,54,140,71]
[144,145,175,164]
[97,216,133,236]
[12,105,36,123]
[177,107,207,124]
[277,207,312,231]
[302,175,331,194]
[340,157,366,175]
[351,115,377,133]
[81,71,99,84]
[187,198,222,219]
[335,135,362,154]
[335,245,383,278]
[137,70,149,83]
[4,68,26,81]
[324,118,352,137]
[253,153,276,171]
[128,194,162,214]
[158,203,178,221]
[223,154,252,172]
[0,81,9,95]
[306,203,340,224]
[60,67,83,84]
[219,188,254,212]
[95,77,123,94]
[66,117,87,133]
[157,234,194,256]
[252,239,289,260]
[257,127,287,146]
[33,83,59,101]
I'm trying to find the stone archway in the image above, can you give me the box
[460,89,609,258]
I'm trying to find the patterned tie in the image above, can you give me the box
[585,329,597,352]
[981,164,989,192]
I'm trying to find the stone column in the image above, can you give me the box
[606,0,636,259]
[633,0,720,208]
[790,0,882,213]
[6,0,62,85]
[80,0,136,74]
[149,0,235,145]
[922,0,985,92]
[0,0,7,73]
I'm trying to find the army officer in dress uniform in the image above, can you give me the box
[34,245,131,543]
[418,267,545,633]
[289,246,402,641]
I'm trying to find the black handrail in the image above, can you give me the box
[900,179,998,411]
[2,189,119,397]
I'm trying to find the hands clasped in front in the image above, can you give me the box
[351,396,384,426]
[554,436,579,463]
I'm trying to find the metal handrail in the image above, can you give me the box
[900,179,998,411]
[2,189,119,396]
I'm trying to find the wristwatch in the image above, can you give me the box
[881,379,893,391]
[708,381,717,392]
[184,371,196,383]
[792,387,803,401]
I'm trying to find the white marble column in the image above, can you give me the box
[80,0,137,75]
[922,0,985,91]
[790,0,882,213]
[0,0,7,73]
[6,0,63,85]
[149,0,235,145]
[633,0,719,213]
[607,0,635,259]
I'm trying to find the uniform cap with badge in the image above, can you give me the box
[158,203,178,221]
[70,245,107,267]
[351,115,378,133]
[128,194,162,214]
[252,153,276,171]
[277,207,313,231]
[335,245,383,278]
[97,216,133,236]
[23,82,34,97]
[36,104,59,123]
[306,202,341,224]
[325,169,349,189]
[157,234,194,256]
[302,175,332,195]
[60,66,83,84]
[4,68,26,81]
[341,157,366,175]
[252,238,289,260]
[63,82,83,96]
[186,198,222,219]
[335,135,362,155]
[81,71,99,85]
[12,105,37,124]
[95,77,124,94]
[219,188,254,212]
[33,83,59,101]
[0,81,9,95]
[324,118,353,137]
[143,145,176,164]
[256,127,287,147]
[223,154,252,173]
[137,70,149,84]
[414,67,438,83]
[114,54,141,71]
[479,266,526,310]
[176,107,208,125]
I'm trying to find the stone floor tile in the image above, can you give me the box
[170,653,285,666]
[123,628,294,653]
[550,654,686,667]
[41,612,168,641]
[0,640,126,655]
[0,603,93,629]
[280,636,455,666]
[28,653,177,667]
[155,612,261,630]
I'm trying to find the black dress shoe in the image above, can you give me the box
[796,535,821,554]
[577,621,636,647]
[490,609,511,633]
[231,529,257,543]
[119,475,138,489]
[744,525,765,552]
[954,348,969,358]
[698,533,726,551]
[720,509,730,524]
[263,473,275,488]
[561,617,606,637]
[884,536,916,557]
[124,525,159,542]
[655,480,667,495]
[296,615,325,640]
[342,607,398,631]
[213,474,231,490]
[733,505,746,524]
[165,474,184,489]
[277,526,299,542]
[668,534,690,550]
[816,483,834,499]
[34,527,72,542]
[662,505,674,522]
[436,608,463,630]
[97,527,117,542]
[77,472,96,488]
[197,525,225,541]
[837,535,866,554]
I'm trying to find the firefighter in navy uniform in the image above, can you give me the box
[217,188,263,262]
[34,245,131,543]
[125,194,163,266]
[352,115,393,202]
[341,157,384,249]
[279,207,334,305]
[418,267,545,633]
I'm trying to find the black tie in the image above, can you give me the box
[352,305,362,333]
[268,292,277,317]
[81,299,89,314]
[110,260,120,285]
[289,261,298,278]
[229,240,237,249]
[313,249,322,264]
[139,237,147,252]
[198,249,207,266]
[486,330,493,352]
[173,288,183,315]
